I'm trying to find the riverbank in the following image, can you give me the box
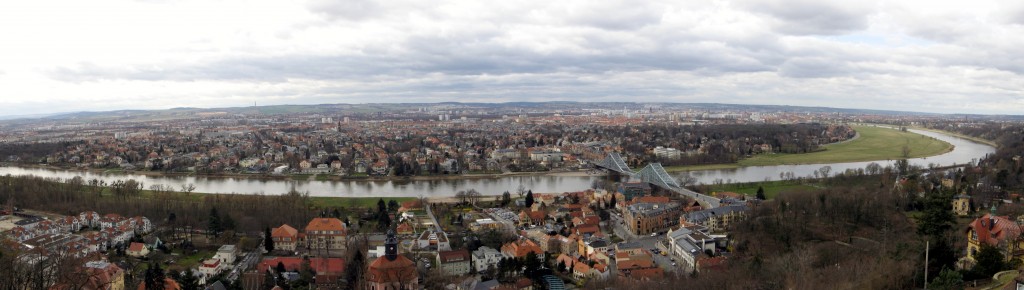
[910,126,999,148]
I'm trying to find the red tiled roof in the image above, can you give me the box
[366,255,417,283]
[396,223,414,234]
[258,257,345,275]
[633,196,671,204]
[969,214,1022,247]
[624,267,663,280]
[437,249,470,264]
[502,239,544,258]
[272,224,298,238]
[128,242,146,252]
[305,218,346,234]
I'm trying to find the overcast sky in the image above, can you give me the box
[1,0,1022,116]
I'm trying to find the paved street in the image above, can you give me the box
[225,238,262,282]
[425,203,442,232]
[607,212,678,273]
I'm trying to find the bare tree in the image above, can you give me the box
[180,183,196,195]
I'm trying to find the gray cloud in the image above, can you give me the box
[735,0,873,35]
[7,0,1023,116]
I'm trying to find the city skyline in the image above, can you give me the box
[1,0,1023,116]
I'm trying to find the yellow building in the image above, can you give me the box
[964,214,1024,267]
[952,195,971,217]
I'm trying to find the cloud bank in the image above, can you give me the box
[0,0,1021,115]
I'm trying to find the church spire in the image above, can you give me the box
[385,229,398,261]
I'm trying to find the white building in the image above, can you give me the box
[653,146,682,160]
[213,245,239,264]
[470,246,506,273]
[198,258,224,278]
[416,230,451,251]
[666,225,714,273]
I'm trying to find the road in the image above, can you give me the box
[225,238,262,282]
[607,212,678,273]
[424,203,442,232]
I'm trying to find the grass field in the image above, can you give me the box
[664,163,742,172]
[708,180,821,200]
[308,196,416,208]
[666,125,952,172]
[738,125,952,166]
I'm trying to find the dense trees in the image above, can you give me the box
[525,190,534,208]
[687,184,923,289]
[264,227,275,252]
[0,175,317,235]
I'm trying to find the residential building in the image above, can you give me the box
[127,242,149,258]
[415,230,451,251]
[256,257,346,276]
[953,194,971,217]
[682,204,749,233]
[501,239,544,259]
[623,202,682,235]
[616,182,651,201]
[436,249,472,276]
[213,245,239,264]
[52,260,126,290]
[964,213,1024,266]
[653,146,681,160]
[666,225,714,273]
[198,259,223,278]
[271,224,299,251]
[471,246,506,273]
[304,218,347,251]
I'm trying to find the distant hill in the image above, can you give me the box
[2,102,1021,123]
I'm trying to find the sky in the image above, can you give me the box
[0,0,1023,116]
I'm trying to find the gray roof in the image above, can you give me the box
[684,204,749,223]
[674,237,701,257]
[626,202,681,217]
[473,279,501,290]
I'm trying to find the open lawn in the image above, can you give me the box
[308,196,415,209]
[664,163,742,172]
[709,180,821,200]
[738,125,952,166]
[667,125,952,172]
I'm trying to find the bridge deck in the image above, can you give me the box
[594,153,721,208]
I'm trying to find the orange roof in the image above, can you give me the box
[575,225,600,236]
[617,259,655,270]
[624,267,663,280]
[367,255,417,283]
[502,239,543,258]
[305,218,346,234]
[128,242,146,252]
[437,249,471,264]
[396,223,414,234]
[258,257,345,275]
[969,214,1021,247]
[633,196,671,204]
[272,224,298,238]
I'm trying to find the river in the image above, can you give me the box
[0,127,995,197]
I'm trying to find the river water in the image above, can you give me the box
[0,128,995,197]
